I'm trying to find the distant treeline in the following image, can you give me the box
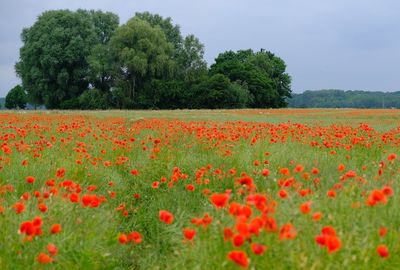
[11,10,291,110]
[288,90,400,108]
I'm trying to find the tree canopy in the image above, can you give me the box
[15,9,118,109]
[210,49,291,108]
[5,85,27,109]
[15,10,292,110]
[107,18,175,108]
[288,90,400,108]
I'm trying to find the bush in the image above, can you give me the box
[79,89,110,109]
[191,74,250,109]
[60,98,80,110]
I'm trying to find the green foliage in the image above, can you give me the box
[108,18,175,108]
[15,10,291,110]
[5,85,27,109]
[210,49,291,108]
[59,98,80,110]
[134,79,185,109]
[134,12,182,51]
[87,11,119,93]
[87,10,120,44]
[88,44,115,93]
[289,90,400,108]
[190,74,249,109]
[15,9,119,109]
[250,49,292,107]
[132,12,208,108]
[79,89,110,109]
[178,35,208,82]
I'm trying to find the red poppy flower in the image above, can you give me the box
[50,224,62,234]
[388,153,396,161]
[300,201,312,214]
[37,253,53,264]
[312,212,322,221]
[38,203,48,213]
[279,223,297,240]
[47,243,58,256]
[233,234,245,247]
[227,250,249,268]
[251,243,267,255]
[377,244,389,258]
[315,226,341,253]
[26,176,35,184]
[118,233,128,244]
[56,168,65,178]
[224,227,234,241]
[379,227,388,237]
[278,189,288,199]
[128,231,142,244]
[183,228,196,241]
[209,193,229,209]
[152,181,160,189]
[69,193,79,203]
[261,169,270,176]
[159,210,174,224]
[12,202,25,214]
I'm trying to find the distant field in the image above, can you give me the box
[0,109,399,269]
[23,108,400,127]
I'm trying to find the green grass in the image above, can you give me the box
[0,109,399,269]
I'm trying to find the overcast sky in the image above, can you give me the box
[1,0,399,97]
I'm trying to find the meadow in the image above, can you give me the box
[0,109,399,269]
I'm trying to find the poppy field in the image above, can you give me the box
[0,109,400,269]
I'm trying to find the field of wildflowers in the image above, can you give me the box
[0,109,399,269]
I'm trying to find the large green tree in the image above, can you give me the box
[249,49,292,107]
[132,13,207,108]
[134,12,182,51]
[135,13,207,80]
[108,18,175,108]
[87,11,119,94]
[210,49,291,108]
[15,9,119,109]
[178,35,207,81]
[5,85,27,109]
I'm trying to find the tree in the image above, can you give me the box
[210,49,291,108]
[5,85,27,109]
[178,35,208,82]
[135,12,183,51]
[87,10,120,44]
[79,89,109,109]
[108,18,175,108]
[15,10,119,109]
[87,11,119,93]
[15,9,292,110]
[288,89,400,108]
[249,49,291,107]
[149,79,187,109]
[190,74,249,109]
[135,12,207,103]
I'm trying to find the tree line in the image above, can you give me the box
[8,9,292,110]
[288,89,400,108]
